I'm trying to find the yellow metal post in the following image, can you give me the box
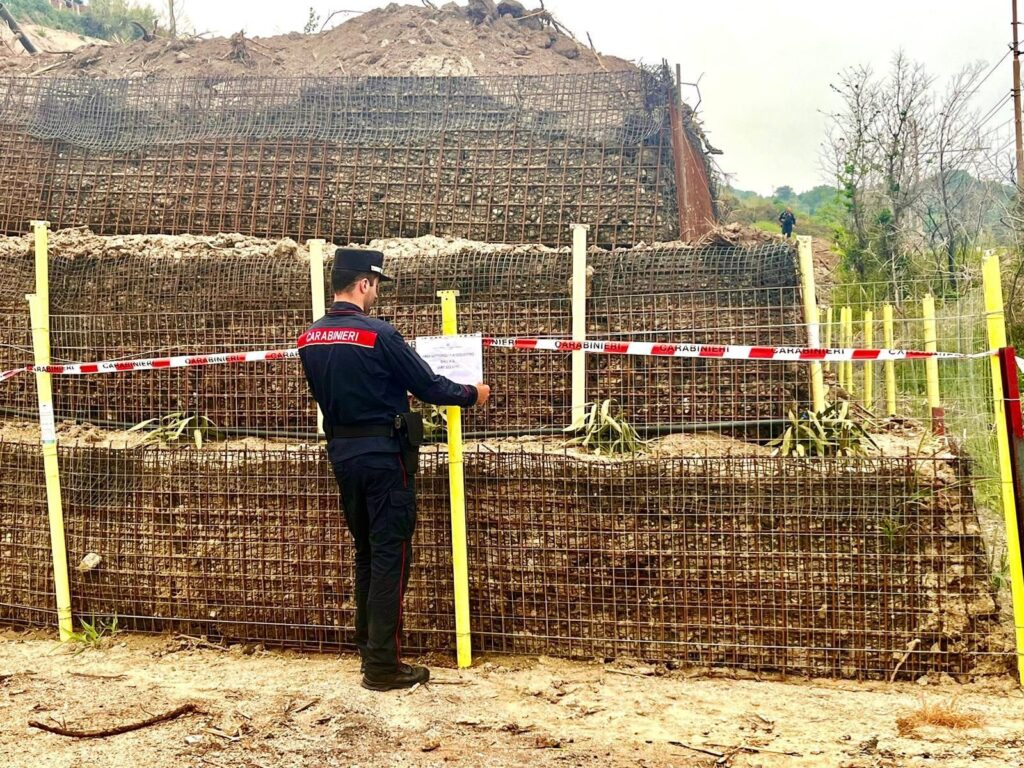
[836,307,846,389]
[797,236,825,412]
[308,239,327,437]
[842,306,854,396]
[839,306,848,390]
[32,219,50,313]
[883,304,897,417]
[437,289,472,668]
[27,219,73,641]
[823,305,833,373]
[863,309,873,411]
[982,253,1024,686]
[922,295,944,434]
[570,224,589,427]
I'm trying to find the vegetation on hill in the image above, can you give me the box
[720,184,842,241]
[5,0,157,42]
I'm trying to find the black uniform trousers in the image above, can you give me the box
[330,451,416,676]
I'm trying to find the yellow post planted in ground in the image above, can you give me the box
[863,309,873,411]
[437,290,472,668]
[982,254,1024,686]
[836,307,846,389]
[797,236,824,412]
[883,304,897,417]
[27,220,73,641]
[570,224,589,427]
[842,306,854,395]
[308,239,327,436]
[922,295,944,434]
[823,305,833,373]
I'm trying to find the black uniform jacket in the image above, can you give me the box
[298,301,478,462]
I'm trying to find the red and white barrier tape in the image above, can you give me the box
[0,349,298,382]
[0,338,1020,383]
[482,337,991,361]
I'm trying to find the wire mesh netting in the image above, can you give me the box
[0,439,53,629]
[0,72,672,150]
[0,234,805,434]
[0,70,717,247]
[0,230,1016,680]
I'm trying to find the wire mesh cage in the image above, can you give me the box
[0,229,1015,680]
[0,70,717,247]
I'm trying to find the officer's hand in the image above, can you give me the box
[474,383,491,406]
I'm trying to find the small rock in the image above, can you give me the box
[184,734,203,745]
[273,238,297,257]
[497,0,526,17]
[175,52,191,63]
[76,552,102,573]
[857,735,878,754]
[552,38,580,59]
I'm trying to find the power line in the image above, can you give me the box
[962,48,1013,104]
[976,93,1013,131]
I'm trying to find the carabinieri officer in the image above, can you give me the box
[298,247,491,691]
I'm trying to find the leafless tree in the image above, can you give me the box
[823,65,881,281]
[871,52,935,299]
[920,62,987,291]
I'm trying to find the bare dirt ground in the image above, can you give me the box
[1,629,1022,768]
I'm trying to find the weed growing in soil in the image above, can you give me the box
[896,698,984,736]
[563,399,647,456]
[128,412,225,448]
[65,616,120,655]
[770,401,877,457]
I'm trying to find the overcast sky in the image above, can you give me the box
[178,1,1016,195]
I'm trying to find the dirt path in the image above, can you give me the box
[1,630,1021,767]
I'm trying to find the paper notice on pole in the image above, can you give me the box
[413,334,483,385]
[38,401,56,444]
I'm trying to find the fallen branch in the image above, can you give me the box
[585,32,609,74]
[707,743,803,757]
[29,703,199,738]
[318,9,364,33]
[67,671,128,681]
[667,740,724,758]
[173,633,228,651]
[607,668,654,678]
[889,638,921,683]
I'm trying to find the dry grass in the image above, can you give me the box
[896,698,985,736]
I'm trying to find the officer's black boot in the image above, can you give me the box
[361,663,430,692]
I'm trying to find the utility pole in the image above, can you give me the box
[1014,0,1024,190]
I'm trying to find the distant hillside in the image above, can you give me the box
[721,185,841,240]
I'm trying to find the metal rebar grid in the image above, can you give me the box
[445,451,996,678]
[0,235,804,434]
[0,70,717,247]
[0,234,1013,679]
[0,73,671,149]
[0,440,1002,679]
[0,440,54,628]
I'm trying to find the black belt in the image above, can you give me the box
[327,423,395,439]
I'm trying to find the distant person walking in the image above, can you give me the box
[778,207,796,238]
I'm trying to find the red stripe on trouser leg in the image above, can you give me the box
[395,541,406,665]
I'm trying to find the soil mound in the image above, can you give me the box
[2,2,635,78]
